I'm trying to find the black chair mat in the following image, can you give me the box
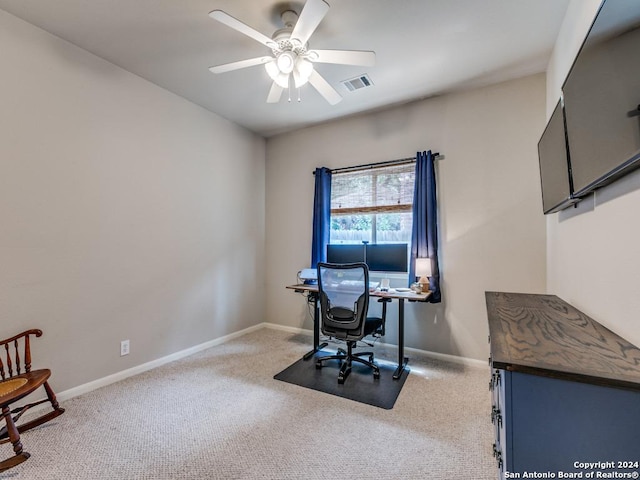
[274,349,409,410]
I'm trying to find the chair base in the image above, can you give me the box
[0,380,65,443]
[0,452,31,472]
[0,451,30,473]
[0,378,65,472]
[316,341,380,384]
[0,404,30,473]
[0,407,66,442]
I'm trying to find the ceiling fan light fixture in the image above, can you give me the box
[293,58,314,87]
[293,70,306,88]
[274,72,290,89]
[276,51,296,74]
[265,60,279,79]
[265,60,291,88]
[297,58,313,78]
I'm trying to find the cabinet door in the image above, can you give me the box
[509,371,640,475]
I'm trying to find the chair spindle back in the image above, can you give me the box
[0,329,42,380]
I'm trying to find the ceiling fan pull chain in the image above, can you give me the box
[297,87,302,102]
[288,83,292,102]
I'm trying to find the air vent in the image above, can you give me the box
[341,74,374,92]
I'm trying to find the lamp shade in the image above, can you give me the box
[293,58,313,87]
[276,51,296,74]
[267,54,315,90]
[265,61,290,89]
[415,258,432,277]
[265,60,279,80]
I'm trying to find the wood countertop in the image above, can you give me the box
[486,291,640,391]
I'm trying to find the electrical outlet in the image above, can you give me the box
[120,339,130,356]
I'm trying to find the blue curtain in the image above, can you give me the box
[409,151,441,303]
[311,167,332,268]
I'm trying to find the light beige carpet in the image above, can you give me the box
[2,328,496,479]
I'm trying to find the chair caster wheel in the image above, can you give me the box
[315,361,322,369]
[373,371,380,379]
[338,377,345,385]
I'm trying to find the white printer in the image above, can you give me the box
[298,268,317,283]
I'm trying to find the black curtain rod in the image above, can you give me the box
[313,152,442,175]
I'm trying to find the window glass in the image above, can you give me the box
[330,163,415,246]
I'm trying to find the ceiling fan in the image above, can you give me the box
[208,0,376,105]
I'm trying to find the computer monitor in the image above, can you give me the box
[365,244,408,273]
[326,244,366,264]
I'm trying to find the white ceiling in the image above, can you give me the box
[0,0,570,137]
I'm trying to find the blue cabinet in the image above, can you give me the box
[486,292,640,479]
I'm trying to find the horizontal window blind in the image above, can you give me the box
[331,163,415,216]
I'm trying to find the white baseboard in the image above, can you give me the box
[260,322,307,335]
[261,322,487,368]
[49,321,483,407]
[403,345,487,368]
[56,323,265,403]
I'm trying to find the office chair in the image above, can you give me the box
[0,329,65,472]
[315,262,384,384]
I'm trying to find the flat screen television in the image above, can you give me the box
[538,100,578,214]
[326,244,365,264]
[561,0,640,197]
[365,244,408,273]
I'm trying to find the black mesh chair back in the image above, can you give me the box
[317,262,369,340]
[316,262,382,384]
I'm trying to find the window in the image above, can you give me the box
[330,163,415,246]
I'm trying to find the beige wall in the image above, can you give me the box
[545,0,640,347]
[265,74,547,361]
[0,10,265,392]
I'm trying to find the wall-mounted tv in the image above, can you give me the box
[538,100,579,214]
[561,0,640,197]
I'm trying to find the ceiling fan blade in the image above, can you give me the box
[267,82,284,103]
[290,0,330,46]
[310,49,376,67]
[308,70,342,105]
[209,56,273,74]
[209,10,275,48]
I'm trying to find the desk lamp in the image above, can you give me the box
[415,258,432,293]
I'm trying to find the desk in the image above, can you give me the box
[286,284,431,379]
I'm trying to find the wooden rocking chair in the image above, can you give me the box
[0,329,65,472]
